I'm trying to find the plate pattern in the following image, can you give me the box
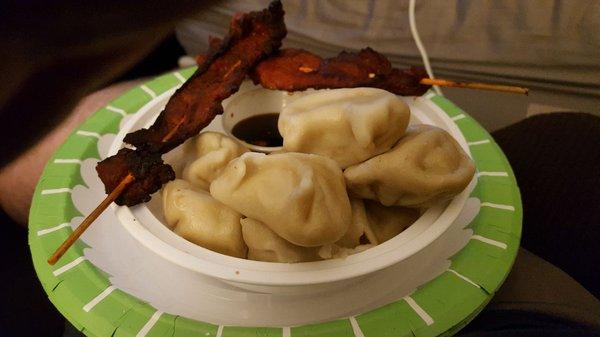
[29,68,521,337]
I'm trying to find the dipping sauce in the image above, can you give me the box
[231,113,283,147]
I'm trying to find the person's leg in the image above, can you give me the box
[0,210,65,337]
[459,113,600,335]
[492,112,600,297]
[459,249,600,336]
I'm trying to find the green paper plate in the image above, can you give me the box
[29,68,521,337]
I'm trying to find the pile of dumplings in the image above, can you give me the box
[162,88,475,263]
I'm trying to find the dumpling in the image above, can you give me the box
[182,132,248,190]
[210,152,351,247]
[336,198,377,248]
[162,179,247,258]
[278,88,410,168]
[344,125,476,207]
[364,201,420,243]
[241,218,320,263]
[318,243,375,260]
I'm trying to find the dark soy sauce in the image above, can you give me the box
[231,113,283,147]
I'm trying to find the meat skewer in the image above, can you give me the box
[249,48,528,95]
[250,48,431,96]
[48,0,287,264]
[202,46,529,96]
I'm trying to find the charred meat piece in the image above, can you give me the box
[249,48,430,96]
[96,148,175,206]
[124,0,286,153]
[96,0,286,205]
[195,36,223,66]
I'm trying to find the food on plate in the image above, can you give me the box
[241,217,320,263]
[210,152,352,247]
[344,125,476,208]
[318,243,375,260]
[278,88,410,168]
[364,201,420,243]
[165,140,425,262]
[250,48,430,96]
[96,148,175,205]
[182,132,248,190]
[162,179,247,258]
[335,198,377,248]
[316,199,419,259]
[95,0,286,206]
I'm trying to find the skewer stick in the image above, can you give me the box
[47,173,135,265]
[420,78,529,95]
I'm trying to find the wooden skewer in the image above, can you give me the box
[420,78,529,95]
[47,173,135,265]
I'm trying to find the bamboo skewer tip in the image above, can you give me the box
[47,174,135,265]
[420,78,529,95]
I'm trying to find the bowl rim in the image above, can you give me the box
[111,85,474,286]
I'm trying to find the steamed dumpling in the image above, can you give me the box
[336,198,377,248]
[278,88,410,168]
[318,243,375,260]
[210,152,351,247]
[318,199,377,259]
[364,201,420,243]
[344,125,475,207]
[182,132,248,190]
[241,218,320,263]
[162,179,247,258]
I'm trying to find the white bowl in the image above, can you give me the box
[111,82,474,294]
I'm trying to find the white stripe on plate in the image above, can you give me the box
[468,139,490,146]
[136,310,163,337]
[481,202,515,211]
[76,130,101,139]
[140,85,157,99]
[41,188,72,195]
[477,171,508,177]
[282,326,291,337]
[471,235,508,249]
[215,325,224,337]
[37,223,70,236]
[404,296,434,326]
[451,114,466,121]
[174,72,187,84]
[424,92,437,99]
[106,105,127,116]
[53,256,86,276]
[83,285,116,312]
[448,269,481,288]
[349,316,366,337]
[53,159,82,164]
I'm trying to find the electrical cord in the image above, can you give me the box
[408,0,442,95]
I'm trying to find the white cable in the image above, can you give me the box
[408,0,442,95]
